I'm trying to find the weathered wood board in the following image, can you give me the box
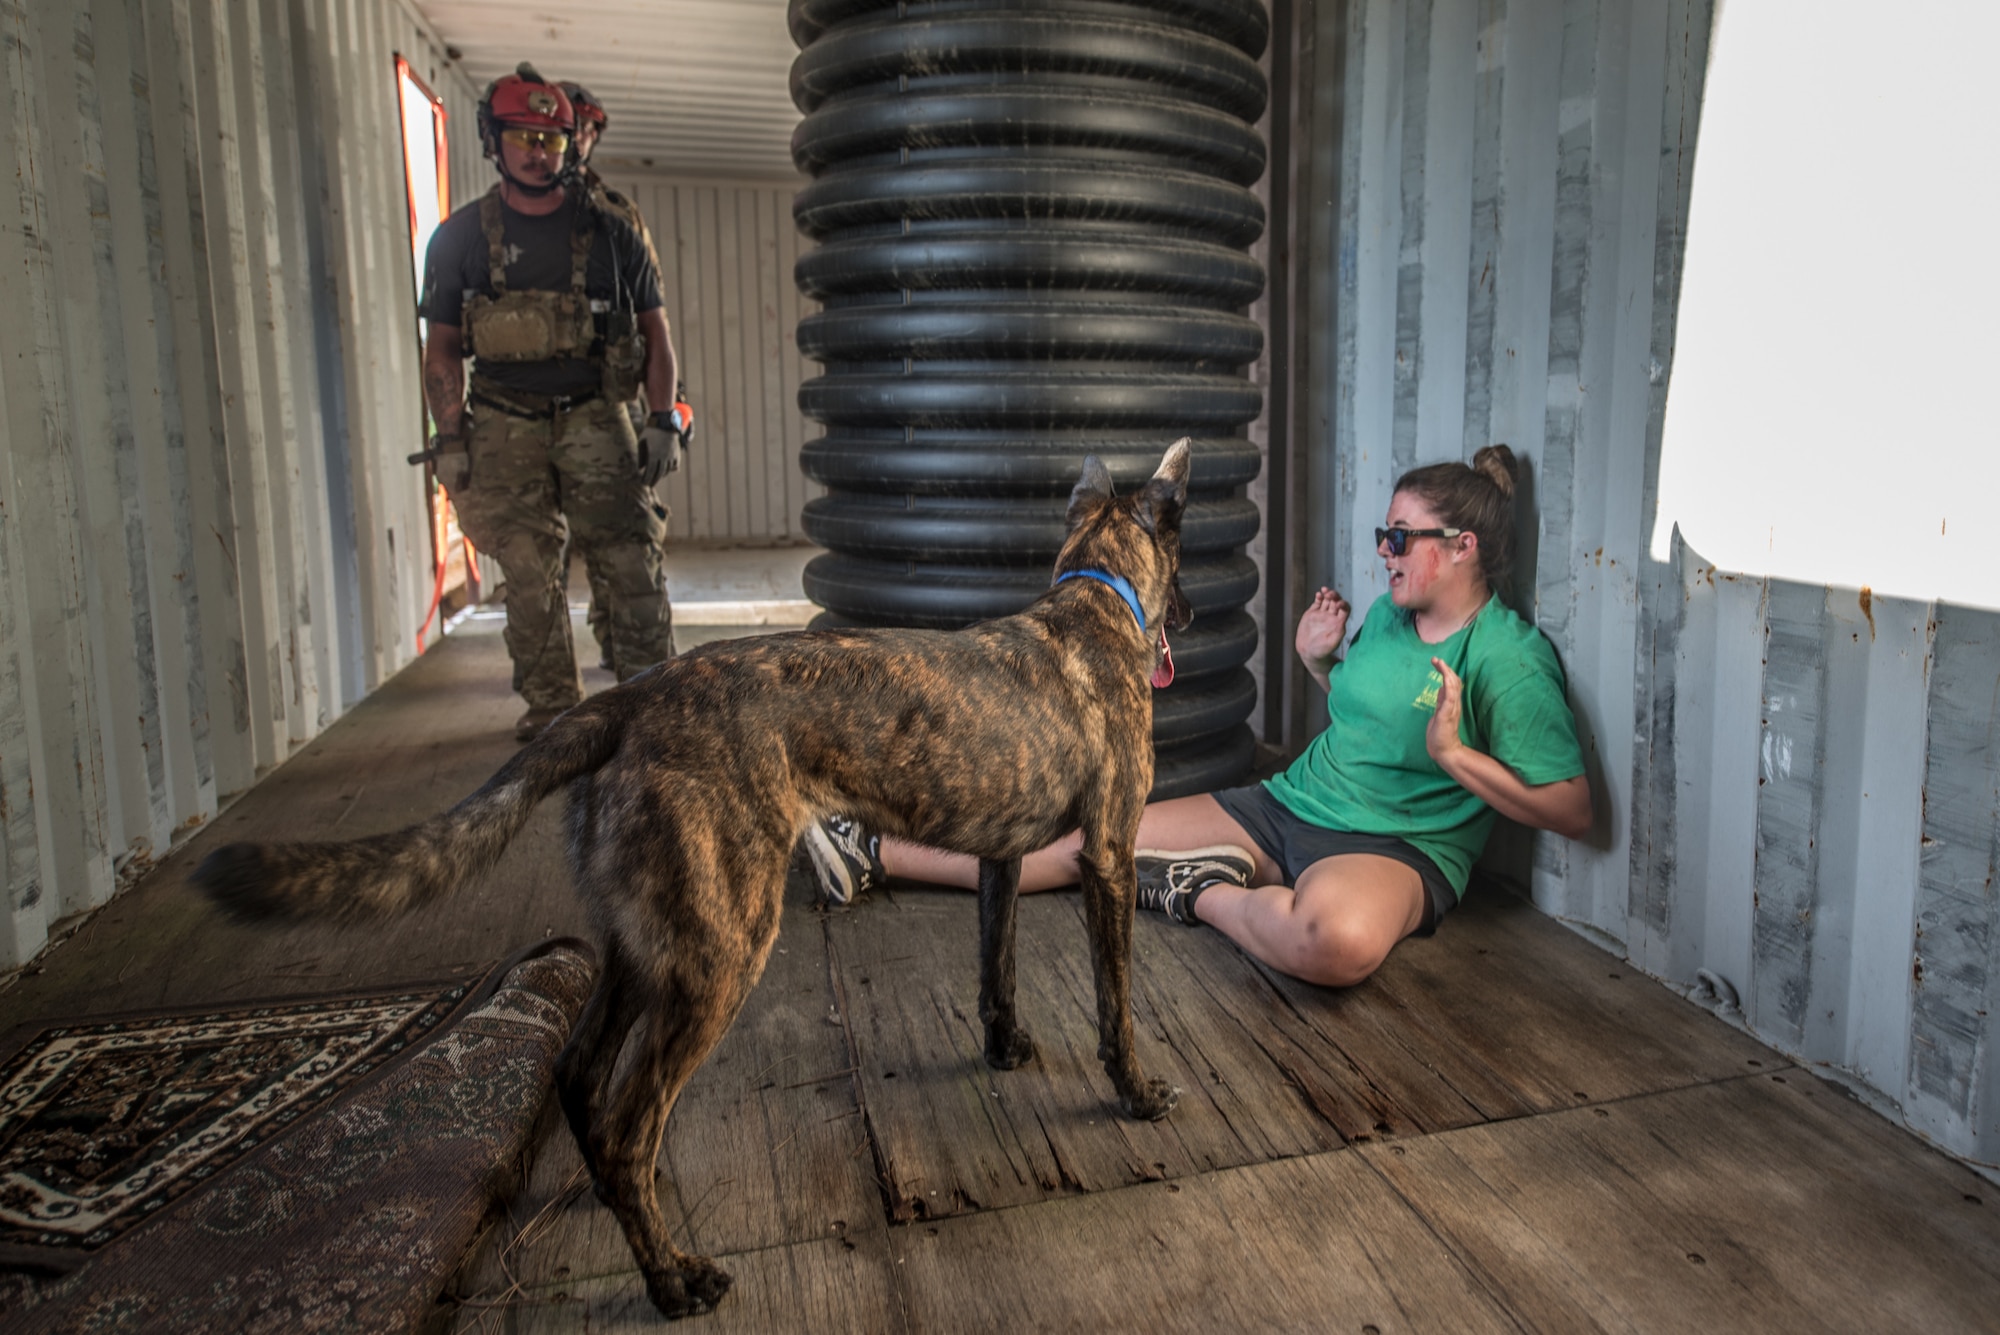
[829,879,1776,1222]
[1282,887,1783,1113]
[890,1150,1520,1333]
[826,886,1359,1220]
[453,1229,906,1334]
[1364,1069,2000,1332]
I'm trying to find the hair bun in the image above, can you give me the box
[1472,444,1517,499]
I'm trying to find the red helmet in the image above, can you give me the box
[479,63,574,137]
[558,82,607,129]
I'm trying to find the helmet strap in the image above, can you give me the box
[501,167,562,198]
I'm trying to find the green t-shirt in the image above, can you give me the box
[1263,593,1584,895]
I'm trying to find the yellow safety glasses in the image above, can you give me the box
[501,127,570,154]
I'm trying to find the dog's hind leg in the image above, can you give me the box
[977,856,1036,1070]
[590,880,784,1319]
[555,941,643,1188]
[1077,810,1181,1122]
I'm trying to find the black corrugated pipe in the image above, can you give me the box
[788,0,1269,799]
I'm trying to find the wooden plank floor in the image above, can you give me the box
[8,612,2000,1333]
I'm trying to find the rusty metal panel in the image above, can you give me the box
[1665,560,1940,1139]
[1626,0,1709,962]
[1908,604,2000,1158]
[1820,589,1927,1093]
[1751,579,1829,1048]
[1836,593,1929,1096]
[1665,553,1765,997]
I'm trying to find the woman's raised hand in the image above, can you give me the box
[1426,656,1466,764]
[1294,587,1352,670]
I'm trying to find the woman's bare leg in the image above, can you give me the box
[883,837,1082,892]
[1192,853,1426,987]
[878,804,1427,987]
[879,794,1277,893]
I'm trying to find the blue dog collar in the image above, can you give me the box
[1056,569,1147,632]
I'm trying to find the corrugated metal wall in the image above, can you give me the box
[601,172,821,546]
[1647,541,2000,1165]
[1325,0,1709,928]
[0,0,472,967]
[1327,0,2000,1167]
[420,0,802,180]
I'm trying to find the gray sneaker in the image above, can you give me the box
[1134,845,1257,924]
[804,815,884,906]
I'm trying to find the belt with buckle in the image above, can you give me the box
[469,380,604,420]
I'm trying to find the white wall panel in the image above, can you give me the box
[604,172,821,546]
[0,0,472,968]
[415,0,801,180]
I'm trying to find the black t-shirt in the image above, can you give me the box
[420,190,662,397]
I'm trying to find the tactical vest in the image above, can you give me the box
[461,187,646,401]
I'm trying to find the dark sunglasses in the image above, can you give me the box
[1375,526,1464,556]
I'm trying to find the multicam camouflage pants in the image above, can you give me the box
[449,396,674,710]
[583,400,653,662]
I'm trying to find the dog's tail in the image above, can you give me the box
[191,699,624,926]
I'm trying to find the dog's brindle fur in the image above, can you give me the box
[193,442,1194,1319]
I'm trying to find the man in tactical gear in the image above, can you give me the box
[418,63,685,742]
[559,82,661,277]
[557,80,691,670]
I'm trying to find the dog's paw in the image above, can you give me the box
[686,1258,734,1312]
[1120,1078,1181,1122]
[644,1258,734,1320]
[983,1025,1037,1071]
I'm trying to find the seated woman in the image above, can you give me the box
[803,445,1592,987]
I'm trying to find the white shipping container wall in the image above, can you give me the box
[602,172,822,546]
[0,0,473,967]
[1328,0,2000,1167]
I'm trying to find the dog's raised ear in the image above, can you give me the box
[1134,438,1191,534]
[1067,454,1115,527]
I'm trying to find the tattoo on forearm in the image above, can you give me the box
[425,364,464,437]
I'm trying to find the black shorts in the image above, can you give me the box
[1209,784,1459,937]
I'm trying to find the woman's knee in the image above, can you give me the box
[1285,910,1396,988]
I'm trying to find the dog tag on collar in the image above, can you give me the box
[1150,630,1175,689]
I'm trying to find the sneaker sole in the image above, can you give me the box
[803,833,860,906]
[1135,843,1258,871]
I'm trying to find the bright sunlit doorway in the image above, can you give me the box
[395,55,478,646]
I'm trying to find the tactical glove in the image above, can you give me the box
[638,406,689,485]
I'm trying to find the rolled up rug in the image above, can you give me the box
[0,938,595,1333]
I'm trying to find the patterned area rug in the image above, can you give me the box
[0,981,479,1267]
[0,939,595,1333]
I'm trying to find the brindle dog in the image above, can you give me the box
[193,440,1194,1320]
